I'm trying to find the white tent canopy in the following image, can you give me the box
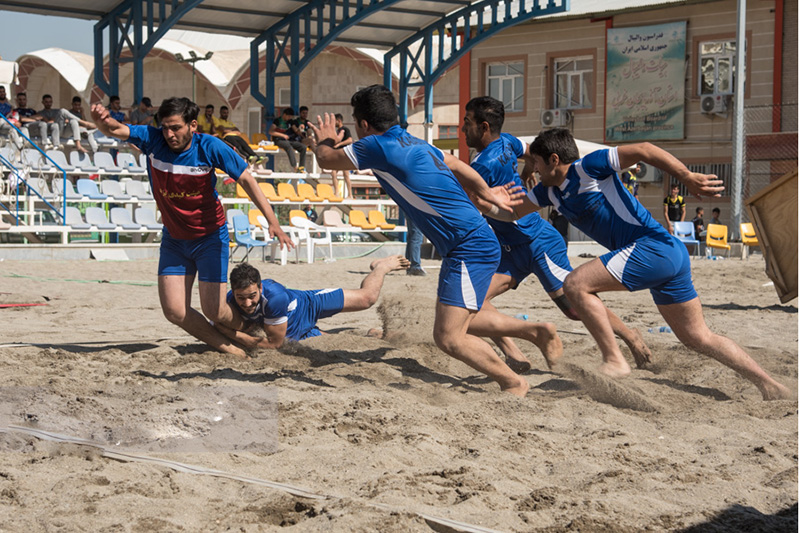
[0,60,18,93]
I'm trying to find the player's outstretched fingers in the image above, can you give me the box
[370,255,411,272]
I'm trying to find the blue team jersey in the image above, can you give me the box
[343,125,486,257]
[0,102,11,117]
[471,133,549,246]
[227,280,323,342]
[127,125,246,240]
[528,148,666,251]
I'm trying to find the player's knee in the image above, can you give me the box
[552,293,581,321]
[562,274,581,299]
[433,330,460,355]
[162,306,186,325]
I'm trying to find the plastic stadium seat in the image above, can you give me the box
[236,183,249,199]
[316,183,343,202]
[248,208,263,227]
[290,215,333,263]
[76,178,108,200]
[27,180,56,201]
[673,221,699,257]
[117,152,147,173]
[289,209,307,222]
[109,207,141,230]
[322,210,352,228]
[84,207,116,230]
[94,152,123,173]
[740,222,759,259]
[277,182,303,202]
[706,223,731,257]
[368,210,396,230]
[125,180,154,201]
[226,208,247,230]
[134,207,162,230]
[231,214,267,262]
[65,207,91,230]
[348,210,377,230]
[259,182,285,202]
[100,180,132,201]
[45,149,75,172]
[21,149,51,171]
[52,178,83,200]
[251,132,268,145]
[297,182,322,201]
[69,151,99,172]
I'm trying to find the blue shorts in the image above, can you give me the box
[437,224,500,311]
[497,224,572,293]
[288,288,345,341]
[158,225,229,283]
[600,233,697,305]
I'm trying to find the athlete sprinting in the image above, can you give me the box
[478,127,790,400]
[462,96,650,373]
[309,85,562,397]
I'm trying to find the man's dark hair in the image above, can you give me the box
[465,96,505,134]
[712,207,721,215]
[220,105,228,112]
[230,263,262,291]
[72,96,82,104]
[282,107,295,116]
[529,128,580,164]
[696,206,703,214]
[299,106,308,113]
[205,104,214,110]
[334,113,344,121]
[42,94,52,101]
[157,97,199,124]
[109,95,120,104]
[350,84,399,132]
[141,97,152,107]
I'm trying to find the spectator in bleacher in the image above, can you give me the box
[90,96,293,359]
[68,96,99,153]
[215,105,264,167]
[13,92,37,140]
[290,106,310,141]
[197,104,219,135]
[269,107,306,172]
[129,97,154,126]
[107,95,126,123]
[330,113,354,198]
[28,94,91,152]
[0,86,22,148]
[302,204,318,223]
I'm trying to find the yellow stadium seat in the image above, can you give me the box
[316,183,343,202]
[297,182,323,201]
[277,182,303,202]
[348,210,377,230]
[248,209,263,227]
[259,182,285,202]
[740,222,759,259]
[289,209,307,224]
[236,183,249,198]
[368,210,396,230]
[706,223,731,257]
[251,132,268,145]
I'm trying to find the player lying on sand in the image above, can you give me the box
[213,256,409,349]
[477,127,791,401]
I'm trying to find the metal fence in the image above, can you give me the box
[743,102,798,203]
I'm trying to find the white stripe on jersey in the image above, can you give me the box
[460,261,478,311]
[605,242,636,284]
[287,298,298,312]
[574,157,641,227]
[263,316,288,326]
[544,253,570,282]
[372,169,441,217]
[342,145,359,168]
[148,153,212,175]
[315,288,338,295]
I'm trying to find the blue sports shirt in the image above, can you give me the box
[471,133,550,246]
[227,280,321,342]
[343,125,487,257]
[528,148,666,251]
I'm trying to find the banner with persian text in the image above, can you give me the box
[605,21,686,142]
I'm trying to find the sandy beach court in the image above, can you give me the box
[0,255,796,531]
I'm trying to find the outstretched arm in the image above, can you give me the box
[90,103,130,141]
[618,143,723,199]
[213,321,287,350]
[442,152,523,217]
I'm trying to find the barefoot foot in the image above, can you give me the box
[761,382,794,401]
[528,323,563,369]
[597,359,631,378]
[500,376,530,397]
[370,254,411,272]
[624,328,652,368]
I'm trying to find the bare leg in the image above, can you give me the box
[159,275,247,357]
[330,170,340,197]
[562,259,632,378]
[659,298,792,400]
[340,255,410,311]
[343,171,352,199]
[475,274,532,372]
[469,302,563,369]
[434,301,529,396]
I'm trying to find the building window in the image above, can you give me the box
[438,125,459,139]
[698,39,742,95]
[486,61,524,112]
[278,88,291,107]
[553,56,593,109]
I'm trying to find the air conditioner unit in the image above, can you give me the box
[700,94,728,114]
[540,108,571,128]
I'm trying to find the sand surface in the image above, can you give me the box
[0,255,796,532]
